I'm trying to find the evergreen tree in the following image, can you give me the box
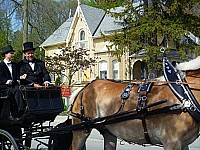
[104,0,200,76]
[83,0,125,10]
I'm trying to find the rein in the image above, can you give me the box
[69,82,133,121]
[130,79,200,86]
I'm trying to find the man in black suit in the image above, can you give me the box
[18,42,51,88]
[0,45,20,120]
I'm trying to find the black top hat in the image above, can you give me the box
[2,46,15,56]
[23,42,35,53]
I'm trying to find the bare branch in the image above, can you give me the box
[10,0,22,7]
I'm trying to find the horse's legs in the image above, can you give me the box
[71,130,90,150]
[162,141,180,150]
[163,142,190,150]
[102,132,117,150]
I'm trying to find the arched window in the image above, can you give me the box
[99,61,107,79]
[80,30,85,41]
[112,60,119,79]
[78,29,86,48]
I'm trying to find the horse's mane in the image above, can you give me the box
[176,56,200,71]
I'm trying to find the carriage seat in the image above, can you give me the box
[19,86,64,124]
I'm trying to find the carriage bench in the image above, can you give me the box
[19,86,64,124]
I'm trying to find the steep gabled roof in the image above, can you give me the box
[40,4,124,47]
[80,4,105,35]
[40,17,73,47]
[94,9,123,36]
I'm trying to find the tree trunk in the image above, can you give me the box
[23,0,28,42]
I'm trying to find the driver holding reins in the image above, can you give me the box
[18,42,52,88]
[17,42,52,113]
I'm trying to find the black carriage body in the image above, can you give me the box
[22,87,64,123]
[0,86,66,149]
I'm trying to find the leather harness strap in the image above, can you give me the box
[142,116,151,144]
[137,82,153,144]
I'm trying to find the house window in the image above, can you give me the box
[112,60,119,79]
[80,30,85,40]
[99,61,107,79]
[61,70,66,82]
[76,29,86,48]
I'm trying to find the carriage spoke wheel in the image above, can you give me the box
[0,129,19,150]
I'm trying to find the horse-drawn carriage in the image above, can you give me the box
[0,52,200,150]
[0,86,67,149]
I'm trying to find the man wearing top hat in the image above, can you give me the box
[18,42,51,88]
[0,45,20,120]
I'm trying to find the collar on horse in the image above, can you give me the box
[163,53,200,121]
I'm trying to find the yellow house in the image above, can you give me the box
[40,2,198,84]
[40,3,131,84]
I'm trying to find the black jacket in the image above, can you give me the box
[18,58,51,85]
[0,61,19,87]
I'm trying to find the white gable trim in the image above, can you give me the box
[79,7,92,36]
[65,6,79,47]
[66,4,92,47]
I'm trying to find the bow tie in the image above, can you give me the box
[7,62,12,65]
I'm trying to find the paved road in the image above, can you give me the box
[86,129,200,150]
[31,116,200,150]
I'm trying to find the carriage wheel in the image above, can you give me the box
[0,129,19,150]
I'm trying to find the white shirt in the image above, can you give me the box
[29,62,35,71]
[4,59,12,78]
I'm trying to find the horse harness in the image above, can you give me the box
[121,82,153,144]
[120,53,200,143]
[163,53,200,121]
[69,53,200,146]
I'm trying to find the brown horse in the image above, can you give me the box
[69,65,200,150]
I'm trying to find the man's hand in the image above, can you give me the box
[6,80,13,85]
[33,83,42,89]
[43,81,50,87]
[20,74,27,79]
